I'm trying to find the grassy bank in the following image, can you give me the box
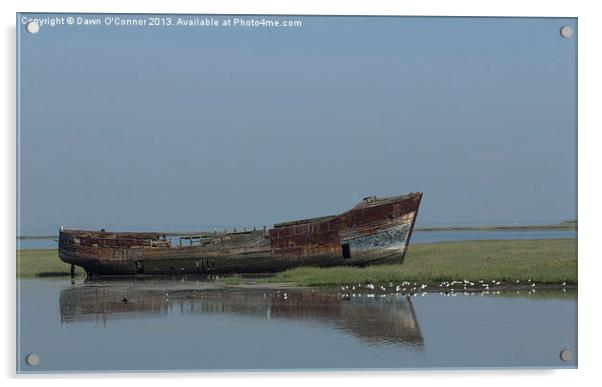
[262,239,577,286]
[17,239,577,285]
[17,249,85,278]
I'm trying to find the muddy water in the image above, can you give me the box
[17,278,576,372]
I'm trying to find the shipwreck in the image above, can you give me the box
[58,192,423,276]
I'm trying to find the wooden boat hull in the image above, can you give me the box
[58,192,422,276]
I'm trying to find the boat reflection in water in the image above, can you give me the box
[59,279,424,349]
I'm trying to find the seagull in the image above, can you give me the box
[562,282,567,286]
[366,283,375,290]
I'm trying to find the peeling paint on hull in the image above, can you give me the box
[342,223,412,263]
[58,192,423,276]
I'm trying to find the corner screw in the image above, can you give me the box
[25,353,39,366]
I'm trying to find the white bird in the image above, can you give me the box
[530,283,536,287]
[366,283,375,290]
[562,282,567,286]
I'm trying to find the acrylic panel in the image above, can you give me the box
[16,13,577,372]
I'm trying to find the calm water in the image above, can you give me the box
[16,229,577,250]
[17,278,577,372]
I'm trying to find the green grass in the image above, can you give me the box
[217,274,243,285]
[17,249,85,278]
[17,239,577,285]
[262,239,577,286]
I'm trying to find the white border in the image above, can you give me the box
[3,0,599,385]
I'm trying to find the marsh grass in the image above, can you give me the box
[16,239,577,285]
[17,249,85,278]
[262,239,577,286]
[218,274,243,285]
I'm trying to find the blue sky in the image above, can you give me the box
[17,15,577,234]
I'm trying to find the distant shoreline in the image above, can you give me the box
[414,221,577,232]
[16,220,577,239]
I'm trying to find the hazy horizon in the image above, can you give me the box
[17,15,577,235]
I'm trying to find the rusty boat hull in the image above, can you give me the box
[58,192,422,276]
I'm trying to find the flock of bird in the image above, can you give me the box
[330,278,570,299]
